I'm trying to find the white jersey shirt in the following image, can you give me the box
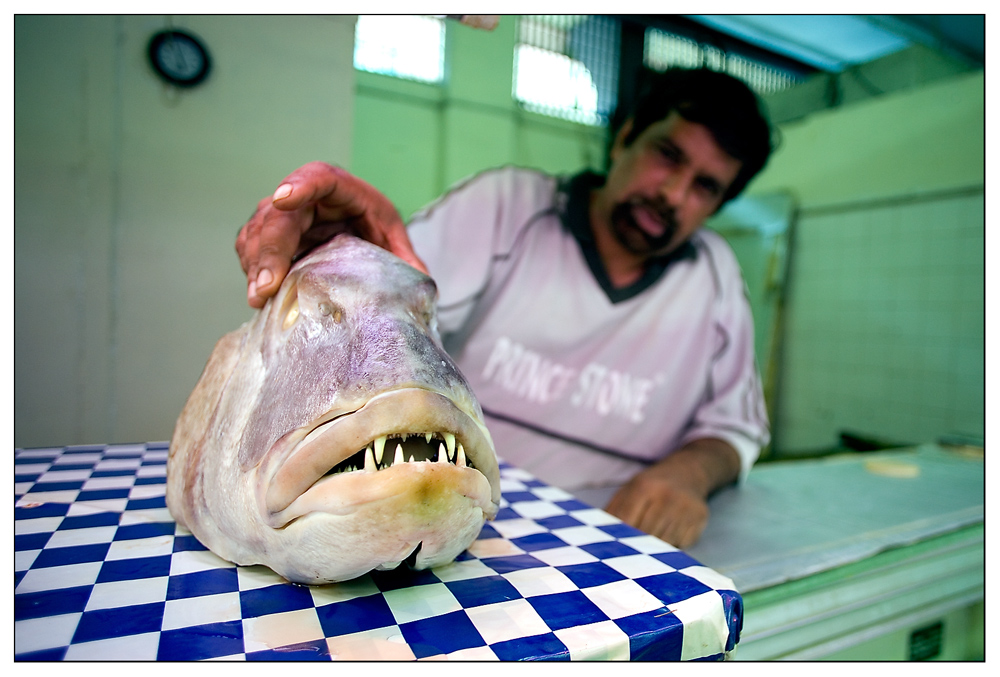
[407,167,769,491]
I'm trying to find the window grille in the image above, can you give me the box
[644,27,802,95]
[514,15,620,126]
[353,15,445,84]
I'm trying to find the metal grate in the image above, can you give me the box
[353,15,445,84]
[513,15,620,126]
[644,27,802,95]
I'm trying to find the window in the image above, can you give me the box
[644,27,802,95]
[353,15,445,84]
[513,15,619,126]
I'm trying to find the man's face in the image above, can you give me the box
[598,112,742,259]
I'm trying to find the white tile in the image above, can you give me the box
[238,565,289,591]
[601,553,676,579]
[565,508,620,526]
[14,516,65,535]
[82,475,136,491]
[129,483,167,500]
[63,631,161,660]
[547,525,615,546]
[161,591,242,631]
[16,448,64,459]
[17,491,79,508]
[486,517,547,540]
[678,565,736,592]
[499,478,527,492]
[103,444,148,455]
[308,575,382,606]
[509,500,566,520]
[580,578,666,620]
[120,507,173,526]
[618,534,678,555]
[326,627,416,661]
[465,538,526,560]
[69,499,128,516]
[16,561,103,593]
[242,607,324,653]
[503,566,577,598]
[528,545,599,568]
[430,558,496,583]
[14,613,82,655]
[46,525,118,548]
[54,453,102,465]
[15,549,41,572]
[670,591,729,661]
[85,576,170,611]
[382,582,461,625]
[94,458,142,471]
[37,468,93,482]
[106,534,174,560]
[465,598,551,645]
[531,486,575,502]
[169,549,235,576]
[554,619,630,660]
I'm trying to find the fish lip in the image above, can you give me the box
[261,387,500,524]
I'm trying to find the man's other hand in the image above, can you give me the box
[605,438,741,548]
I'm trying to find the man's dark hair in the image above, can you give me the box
[619,67,776,204]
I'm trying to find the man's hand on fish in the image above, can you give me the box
[605,438,741,548]
[237,162,428,309]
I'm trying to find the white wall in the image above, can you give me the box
[15,15,358,447]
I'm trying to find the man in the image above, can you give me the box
[236,68,774,548]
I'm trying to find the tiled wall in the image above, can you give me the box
[776,188,984,454]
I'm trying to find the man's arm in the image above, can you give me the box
[604,437,741,548]
[236,162,427,308]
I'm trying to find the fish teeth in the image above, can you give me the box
[457,442,466,468]
[374,436,386,464]
[364,446,376,473]
[444,433,456,460]
[425,433,434,444]
[437,442,447,463]
[393,443,404,467]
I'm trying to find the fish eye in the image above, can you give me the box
[319,302,343,324]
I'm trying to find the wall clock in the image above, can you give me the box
[148,29,211,88]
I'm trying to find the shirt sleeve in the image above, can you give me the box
[678,233,771,482]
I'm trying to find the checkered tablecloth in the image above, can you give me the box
[14,443,743,661]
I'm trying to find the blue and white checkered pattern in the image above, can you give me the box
[15,443,743,661]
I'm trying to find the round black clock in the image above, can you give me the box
[148,30,211,88]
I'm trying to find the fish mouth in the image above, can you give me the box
[263,387,500,527]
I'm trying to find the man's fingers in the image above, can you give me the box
[272,164,426,272]
[250,208,313,307]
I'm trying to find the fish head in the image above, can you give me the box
[168,234,500,584]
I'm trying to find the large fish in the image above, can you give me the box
[166,234,501,585]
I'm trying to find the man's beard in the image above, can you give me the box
[609,198,679,257]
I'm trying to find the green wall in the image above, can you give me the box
[350,18,607,220]
[750,72,984,454]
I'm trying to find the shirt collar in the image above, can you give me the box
[557,170,698,304]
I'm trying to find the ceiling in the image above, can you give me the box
[685,15,985,73]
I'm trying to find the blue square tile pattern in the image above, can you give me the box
[13,443,743,661]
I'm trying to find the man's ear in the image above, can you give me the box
[610,118,634,163]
